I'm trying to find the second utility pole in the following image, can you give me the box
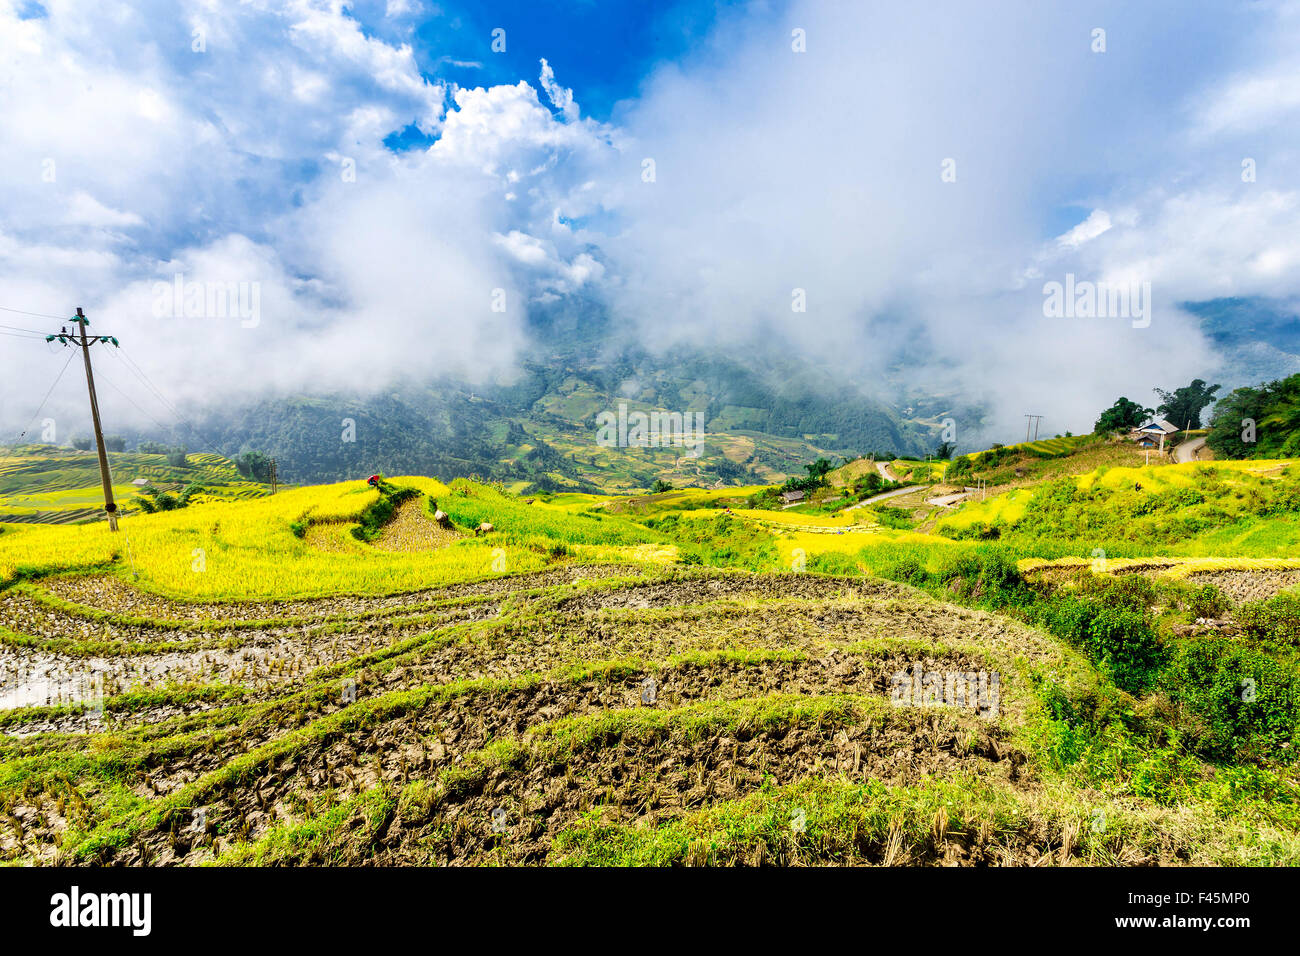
[72,307,118,531]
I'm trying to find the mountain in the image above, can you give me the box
[1185,297,1300,389]
[188,341,935,490]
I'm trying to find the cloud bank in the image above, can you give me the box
[2,0,1299,447]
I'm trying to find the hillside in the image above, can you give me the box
[0,446,268,524]
[0,454,1297,866]
[144,343,938,492]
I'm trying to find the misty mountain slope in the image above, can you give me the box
[190,341,935,488]
[1187,297,1300,388]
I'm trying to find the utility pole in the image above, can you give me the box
[1024,414,1043,443]
[46,308,121,531]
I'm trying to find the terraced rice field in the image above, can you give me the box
[2,553,1287,868]
[0,447,269,525]
[1,473,1296,869]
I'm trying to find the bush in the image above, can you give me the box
[1236,592,1300,647]
[946,456,973,479]
[872,505,913,529]
[874,552,927,586]
[1185,584,1229,619]
[854,472,884,496]
[1084,606,1165,690]
[1161,637,1298,762]
[807,551,860,575]
[1031,593,1164,693]
[350,486,419,542]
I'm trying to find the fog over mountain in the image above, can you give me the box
[4,0,1300,457]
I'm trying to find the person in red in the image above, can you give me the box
[366,474,381,487]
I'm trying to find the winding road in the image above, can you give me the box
[1175,436,1208,463]
[844,484,921,511]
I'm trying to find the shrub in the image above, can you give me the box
[1031,595,1163,693]
[807,551,860,575]
[1185,584,1229,619]
[1236,592,1300,647]
[350,486,419,542]
[1161,637,1299,762]
[872,505,913,529]
[1083,606,1165,691]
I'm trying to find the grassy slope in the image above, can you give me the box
[0,437,1297,866]
[0,446,268,523]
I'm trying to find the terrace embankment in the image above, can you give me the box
[0,565,1067,866]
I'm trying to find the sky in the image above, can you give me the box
[2,0,1299,446]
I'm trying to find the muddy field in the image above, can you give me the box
[0,563,1146,866]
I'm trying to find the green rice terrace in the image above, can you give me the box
[0,440,1298,866]
[0,446,268,524]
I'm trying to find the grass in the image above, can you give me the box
[2,432,1299,867]
[0,445,268,524]
[935,459,1300,553]
[0,477,613,599]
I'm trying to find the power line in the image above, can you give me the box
[17,350,77,441]
[113,347,185,421]
[0,304,67,320]
[95,363,179,437]
[110,345,237,459]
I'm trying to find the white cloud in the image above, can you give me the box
[3,0,1300,447]
[538,58,578,122]
[64,192,145,229]
[1056,210,1112,250]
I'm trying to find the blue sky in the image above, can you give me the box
[2,0,1299,438]
[403,0,765,122]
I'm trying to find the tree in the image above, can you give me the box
[1206,386,1266,459]
[650,478,672,494]
[934,441,956,460]
[1154,379,1221,430]
[71,436,93,451]
[1094,396,1152,434]
[138,440,170,454]
[855,472,884,495]
[234,450,273,482]
[804,458,834,482]
[1207,374,1300,459]
[166,446,189,468]
[103,434,126,452]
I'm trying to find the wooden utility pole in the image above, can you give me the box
[47,308,120,531]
